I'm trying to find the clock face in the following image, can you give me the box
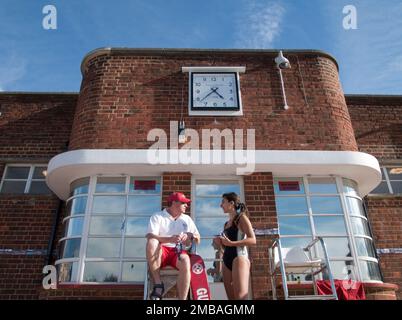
[191,72,240,110]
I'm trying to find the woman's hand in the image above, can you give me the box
[219,234,233,247]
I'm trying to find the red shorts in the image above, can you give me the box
[161,246,188,269]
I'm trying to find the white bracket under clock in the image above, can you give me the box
[182,66,246,116]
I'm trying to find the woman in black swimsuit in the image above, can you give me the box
[214,192,256,300]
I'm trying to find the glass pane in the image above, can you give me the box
[323,261,356,280]
[83,262,119,282]
[279,237,313,250]
[310,196,342,214]
[196,183,240,196]
[125,217,150,236]
[317,237,352,258]
[95,177,126,193]
[89,217,123,235]
[127,196,161,215]
[129,178,161,194]
[5,166,30,179]
[359,260,382,281]
[86,238,121,258]
[205,259,224,283]
[350,217,371,236]
[70,178,89,196]
[196,197,227,217]
[343,179,359,197]
[345,197,365,217]
[122,262,146,282]
[387,167,402,180]
[64,217,84,237]
[0,181,26,193]
[275,197,308,215]
[355,238,376,258]
[196,217,228,237]
[313,216,347,235]
[278,216,311,236]
[92,196,125,214]
[197,238,222,260]
[57,262,79,282]
[60,238,81,258]
[67,197,87,215]
[123,238,147,258]
[32,167,47,179]
[29,181,51,194]
[274,178,305,195]
[308,178,338,194]
[370,181,389,194]
[390,181,402,194]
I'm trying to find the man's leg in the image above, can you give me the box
[175,253,191,300]
[146,238,162,285]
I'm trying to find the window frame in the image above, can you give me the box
[55,175,162,284]
[0,164,50,194]
[191,175,244,282]
[369,165,402,195]
[274,175,382,283]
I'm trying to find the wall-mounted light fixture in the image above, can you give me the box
[275,50,291,110]
[178,120,186,144]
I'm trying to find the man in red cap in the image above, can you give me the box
[146,192,200,300]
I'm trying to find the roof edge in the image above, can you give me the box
[80,47,339,75]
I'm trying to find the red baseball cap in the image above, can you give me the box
[168,192,191,204]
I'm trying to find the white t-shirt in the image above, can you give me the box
[146,209,200,248]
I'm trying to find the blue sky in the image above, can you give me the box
[0,0,401,94]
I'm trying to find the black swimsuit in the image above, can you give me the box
[223,224,239,271]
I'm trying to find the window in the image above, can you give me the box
[56,176,161,284]
[193,179,242,283]
[274,176,382,283]
[370,166,402,195]
[0,164,51,194]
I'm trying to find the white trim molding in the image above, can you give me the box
[46,149,381,200]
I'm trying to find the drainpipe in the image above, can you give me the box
[45,199,63,266]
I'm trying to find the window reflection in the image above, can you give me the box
[89,217,123,235]
[313,216,347,236]
[350,217,371,236]
[127,196,161,215]
[125,217,149,236]
[275,197,308,215]
[92,196,125,214]
[58,262,79,282]
[96,177,126,193]
[196,217,228,237]
[195,198,227,217]
[122,262,146,282]
[196,183,240,196]
[359,260,382,281]
[308,178,338,194]
[65,217,84,237]
[278,216,311,235]
[310,196,342,214]
[67,197,87,215]
[60,238,81,258]
[345,197,365,216]
[86,238,121,258]
[317,237,351,258]
[83,262,119,282]
[123,238,147,258]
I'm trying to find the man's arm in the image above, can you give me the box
[146,233,182,244]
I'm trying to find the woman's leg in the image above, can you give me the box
[232,256,250,300]
[222,263,234,300]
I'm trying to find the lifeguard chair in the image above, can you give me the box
[269,237,338,300]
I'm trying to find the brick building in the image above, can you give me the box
[0,48,401,300]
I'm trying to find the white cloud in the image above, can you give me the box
[0,53,27,91]
[235,1,286,48]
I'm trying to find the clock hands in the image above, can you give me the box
[200,87,224,101]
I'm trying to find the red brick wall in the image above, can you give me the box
[69,49,357,152]
[347,95,402,159]
[0,93,77,159]
[244,172,278,299]
[0,195,59,299]
[366,197,402,299]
